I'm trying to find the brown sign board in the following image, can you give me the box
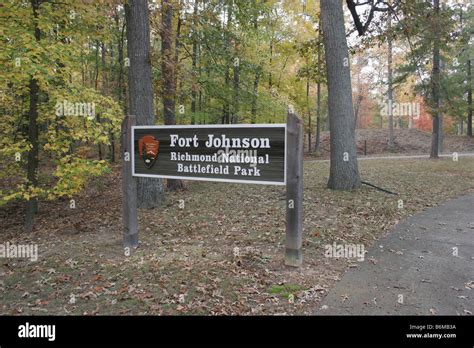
[132,125,286,185]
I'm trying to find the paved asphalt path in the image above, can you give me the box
[316,194,474,315]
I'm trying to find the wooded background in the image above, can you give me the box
[1,0,473,230]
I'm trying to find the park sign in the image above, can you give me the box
[122,114,302,267]
[132,125,286,185]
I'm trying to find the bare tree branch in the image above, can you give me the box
[346,0,391,36]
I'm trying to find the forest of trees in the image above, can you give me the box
[1,0,473,230]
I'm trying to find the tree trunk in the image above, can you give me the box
[232,46,240,124]
[161,0,184,190]
[98,42,108,161]
[438,105,444,153]
[315,24,322,154]
[222,1,233,125]
[468,59,472,137]
[25,79,39,232]
[174,11,182,122]
[251,68,261,124]
[191,0,199,125]
[107,42,116,163]
[438,59,444,153]
[321,0,361,190]
[269,39,273,90]
[125,0,165,208]
[354,95,363,129]
[306,74,311,152]
[161,0,175,125]
[94,40,100,90]
[387,13,395,149]
[430,0,441,159]
[250,1,260,125]
[104,41,115,163]
[25,0,41,232]
[95,40,102,160]
[116,12,126,114]
[198,42,202,119]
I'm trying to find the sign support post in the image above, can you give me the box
[285,112,303,267]
[121,115,138,249]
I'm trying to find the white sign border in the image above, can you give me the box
[131,124,287,186]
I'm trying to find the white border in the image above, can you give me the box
[131,124,287,186]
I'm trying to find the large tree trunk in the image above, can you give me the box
[387,13,395,149]
[430,0,441,159]
[161,0,184,190]
[321,0,361,190]
[25,0,41,232]
[125,0,165,208]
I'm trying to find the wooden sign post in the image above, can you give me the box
[121,114,303,267]
[285,112,303,267]
[121,115,138,249]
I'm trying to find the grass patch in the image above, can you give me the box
[269,284,303,298]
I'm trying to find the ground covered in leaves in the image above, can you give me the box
[1,157,474,315]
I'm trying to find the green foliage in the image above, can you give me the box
[0,0,121,206]
[395,1,470,121]
[150,0,324,124]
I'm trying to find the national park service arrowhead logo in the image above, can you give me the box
[138,135,159,169]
